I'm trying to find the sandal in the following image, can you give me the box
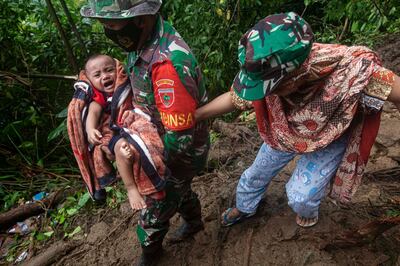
[221,207,255,227]
[296,215,318,228]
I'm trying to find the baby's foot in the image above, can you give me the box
[101,146,115,161]
[296,215,318,227]
[127,187,147,210]
[120,141,133,159]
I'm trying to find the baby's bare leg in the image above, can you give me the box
[114,138,146,210]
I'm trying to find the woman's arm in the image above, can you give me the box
[195,91,236,122]
[387,75,400,111]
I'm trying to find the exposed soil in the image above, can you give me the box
[6,35,400,266]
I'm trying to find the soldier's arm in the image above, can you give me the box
[151,60,197,157]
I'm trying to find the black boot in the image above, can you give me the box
[137,242,163,266]
[168,220,204,243]
[93,188,107,204]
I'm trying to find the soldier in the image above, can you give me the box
[80,1,209,265]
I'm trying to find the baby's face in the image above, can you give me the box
[86,55,116,93]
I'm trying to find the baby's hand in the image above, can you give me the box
[87,128,102,145]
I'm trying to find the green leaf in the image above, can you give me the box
[65,226,82,238]
[36,159,44,168]
[59,215,65,224]
[36,233,46,241]
[351,21,360,32]
[78,192,91,208]
[66,196,77,202]
[66,208,78,216]
[56,108,68,118]
[47,119,66,142]
[43,231,54,237]
[304,0,312,6]
[18,141,33,149]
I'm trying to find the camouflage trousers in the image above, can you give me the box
[136,164,202,247]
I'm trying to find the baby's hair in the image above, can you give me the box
[84,54,115,72]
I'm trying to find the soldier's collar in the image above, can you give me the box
[138,14,163,64]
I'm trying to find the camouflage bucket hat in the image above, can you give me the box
[80,0,162,19]
[233,12,314,101]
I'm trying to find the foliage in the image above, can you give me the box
[2,183,127,263]
[386,208,400,217]
[0,0,122,208]
[161,0,304,98]
[304,0,400,46]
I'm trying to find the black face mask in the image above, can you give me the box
[104,21,143,52]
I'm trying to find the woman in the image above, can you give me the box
[196,12,400,227]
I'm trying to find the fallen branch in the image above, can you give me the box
[0,189,75,231]
[21,240,80,266]
[19,73,78,80]
[323,216,400,250]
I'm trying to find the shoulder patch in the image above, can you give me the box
[152,60,197,131]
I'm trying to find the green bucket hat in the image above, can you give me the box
[232,12,314,101]
[80,0,162,19]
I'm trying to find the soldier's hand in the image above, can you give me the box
[121,110,136,127]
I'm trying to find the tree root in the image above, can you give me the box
[323,216,400,250]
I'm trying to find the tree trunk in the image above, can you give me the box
[59,0,88,57]
[44,0,79,73]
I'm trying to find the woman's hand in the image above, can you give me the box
[387,75,400,112]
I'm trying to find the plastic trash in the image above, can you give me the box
[32,192,48,201]
[8,222,30,235]
[15,250,28,263]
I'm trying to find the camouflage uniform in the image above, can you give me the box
[81,0,210,248]
[127,15,209,247]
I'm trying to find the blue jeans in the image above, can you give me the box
[236,134,348,218]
